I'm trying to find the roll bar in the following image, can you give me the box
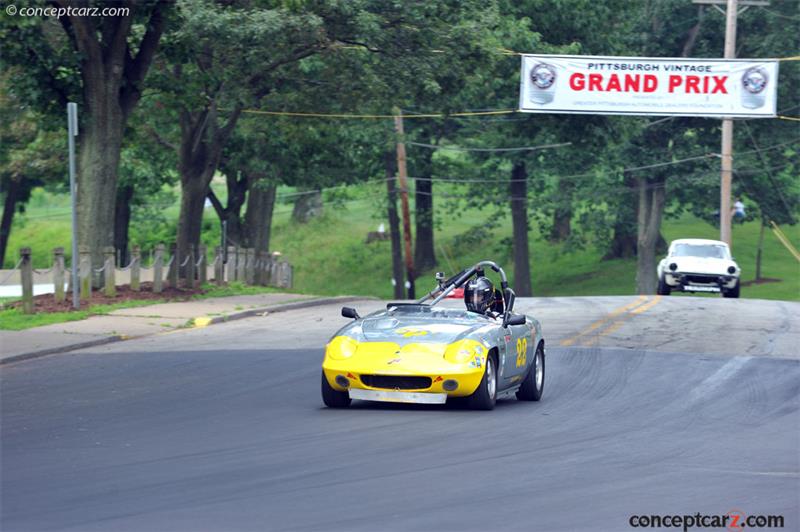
[418,260,509,307]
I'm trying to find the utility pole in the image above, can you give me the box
[720,0,738,248]
[393,107,415,299]
[693,0,769,248]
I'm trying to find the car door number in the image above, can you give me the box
[515,338,528,368]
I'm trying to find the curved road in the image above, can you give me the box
[2,296,799,531]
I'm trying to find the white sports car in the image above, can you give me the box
[657,239,741,298]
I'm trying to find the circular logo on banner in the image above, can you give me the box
[742,67,768,94]
[530,63,556,89]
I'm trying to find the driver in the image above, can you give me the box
[464,275,496,316]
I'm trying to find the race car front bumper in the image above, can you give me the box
[348,388,447,404]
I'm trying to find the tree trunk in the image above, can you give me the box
[113,184,134,266]
[635,176,666,294]
[244,175,277,251]
[292,190,323,223]
[385,152,404,299]
[510,162,532,296]
[175,106,242,279]
[550,207,571,242]
[0,177,20,267]
[207,173,248,247]
[604,176,638,260]
[77,97,125,286]
[175,174,211,279]
[414,177,436,272]
[755,217,766,281]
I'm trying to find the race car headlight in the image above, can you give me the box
[444,340,486,364]
[669,263,678,271]
[326,336,358,360]
[727,266,736,274]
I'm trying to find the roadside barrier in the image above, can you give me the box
[5,244,293,314]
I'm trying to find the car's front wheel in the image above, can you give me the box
[657,275,672,296]
[722,280,741,298]
[321,371,351,408]
[517,342,544,401]
[467,354,497,410]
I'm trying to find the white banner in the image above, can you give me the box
[519,54,779,117]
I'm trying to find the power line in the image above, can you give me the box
[406,141,572,153]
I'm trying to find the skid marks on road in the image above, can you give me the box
[560,296,662,348]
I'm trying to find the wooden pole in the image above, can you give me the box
[20,247,33,314]
[719,0,738,248]
[79,245,91,301]
[131,245,141,291]
[215,246,224,286]
[153,244,164,293]
[53,247,65,303]
[393,107,415,299]
[103,246,116,297]
[198,245,207,286]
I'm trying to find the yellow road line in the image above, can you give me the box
[629,295,663,315]
[560,296,648,346]
[581,296,663,347]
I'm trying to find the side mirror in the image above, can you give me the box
[341,307,360,320]
[505,314,527,326]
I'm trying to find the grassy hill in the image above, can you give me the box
[5,184,799,301]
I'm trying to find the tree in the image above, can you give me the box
[0,71,65,266]
[2,0,168,280]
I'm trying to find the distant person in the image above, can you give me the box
[732,198,745,222]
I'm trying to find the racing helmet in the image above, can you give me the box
[464,276,495,314]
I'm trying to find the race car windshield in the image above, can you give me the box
[672,244,727,259]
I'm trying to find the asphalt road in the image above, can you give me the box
[2,297,799,531]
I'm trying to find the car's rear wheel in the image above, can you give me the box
[467,353,497,410]
[722,280,740,298]
[657,275,671,296]
[321,371,351,408]
[516,342,545,401]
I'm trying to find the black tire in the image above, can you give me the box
[467,353,497,410]
[657,275,671,296]
[321,371,351,408]
[722,280,740,298]
[516,342,545,401]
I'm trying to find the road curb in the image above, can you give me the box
[1,296,372,365]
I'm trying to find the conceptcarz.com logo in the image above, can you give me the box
[628,510,785,531]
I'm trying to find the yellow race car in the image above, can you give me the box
[321,261,545,410]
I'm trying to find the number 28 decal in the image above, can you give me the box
[515,338,528,368]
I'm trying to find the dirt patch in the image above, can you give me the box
[3,283,209,313]
[740,277,781,287]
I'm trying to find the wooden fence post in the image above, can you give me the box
[103,246,116,297]
[214,246,224,286]
[131,245,141,291]
[236,247,246,283]
[20,247,34,314]
[153,244,164,293]
[269,252,282,287]
[53,247,65,303]
[169,243,179,288]
[198,245,207,286]
[186,245,196,289]
[245,248,255,285]
[227,246,237,282]
[79,245,91,300]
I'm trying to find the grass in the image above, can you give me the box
[5,184,799,309]
[0,299,166,331]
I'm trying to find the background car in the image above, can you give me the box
[657,238,741,298]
